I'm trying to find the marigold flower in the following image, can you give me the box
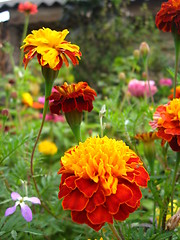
[38,140,58,155]
[22,92,33,107]
[155,0,180,34]
[168,86,180,99]
[49,82,97,114]
[18,2,38,15]
[150,98,180,151]
[58,136,150,231]
[135,132,159,142]
[21,28,81,70]
[128,79,157,98]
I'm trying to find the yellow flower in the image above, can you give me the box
[156,200,179,225]
[38,140,58,155]
[21,28,82,70]
[22,92,33,107]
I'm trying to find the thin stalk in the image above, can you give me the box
[173,40,180,98]
[108,223,124,240]
[170,152,180,216]
[19,14,29,66]
[144,58,154,106]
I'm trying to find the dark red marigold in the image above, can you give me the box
[58,136,150,231]
[150,98,180,151]
[155,0,180,34]
[48,82,97,114]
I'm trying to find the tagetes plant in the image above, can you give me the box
[58,136,150,231]
[49,82,97,141]
[21,28,81,70]
[150,99,180,152]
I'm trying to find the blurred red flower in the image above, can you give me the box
[155,0,180,34]
[58,136,150,231]
[168,86,180,99]
[18,2,38,15]
[150,99,180,151]
[48,82,97,114]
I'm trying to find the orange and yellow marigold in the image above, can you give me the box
[21,28,81,70]
[58,136,150,231]
[150,98,180,151]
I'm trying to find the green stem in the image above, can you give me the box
[108,223,124,240]
[144,57,154,106]
[19,14,29,67]
[173,40,180,98]
[171,152,180,216]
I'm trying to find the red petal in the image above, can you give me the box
[86,189,106,213]
[65,176,78,190]
[106,184,132,214]
[49,102,62,115]
[62,98,76,112]
[58,185,72,199]
[62,189,88,211]
[169,136,180,151]
[134,166,150,187]
[113,204,130,221]
[126,182,142,208]
[87,205,113,225]
[71,211,104,231]
[75,178,98,197]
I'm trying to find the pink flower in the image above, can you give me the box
[39,113,65,123]
[159,78,172,87]
[128,79,157,98]
[18,2,38,15]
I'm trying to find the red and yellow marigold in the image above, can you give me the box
[156,0,180,34]
[21,28,81,70]
[150,98,180,151]
[58,136,150,231]
[168,86,180,100]
[48,82,97,114]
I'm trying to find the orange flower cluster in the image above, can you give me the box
[155,0,180,34]
[58,136,150,231]
[48,82,97,114]
[150,99,180,151]
[18,2,38,15]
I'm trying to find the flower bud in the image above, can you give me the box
[5,83,11,91]
[8,79,16,85]
[11,91,18,99]
[133,49,140,59]
[118,72,126,81]
[1,109,9,117]
[139,42,150,57]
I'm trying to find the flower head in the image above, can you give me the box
[58,136,150,231]
[150,98,180,151]
[156,0,180,34]
[135,132,159,143]
[49,82,97,114]
[38,140,58,155]
[159,78,172,87]
[22,92,33,107]
[18,2,38,15]
[5,192,41,222]
[128,79,157,98]
[168,86,180,99]
[21,28,81,70]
